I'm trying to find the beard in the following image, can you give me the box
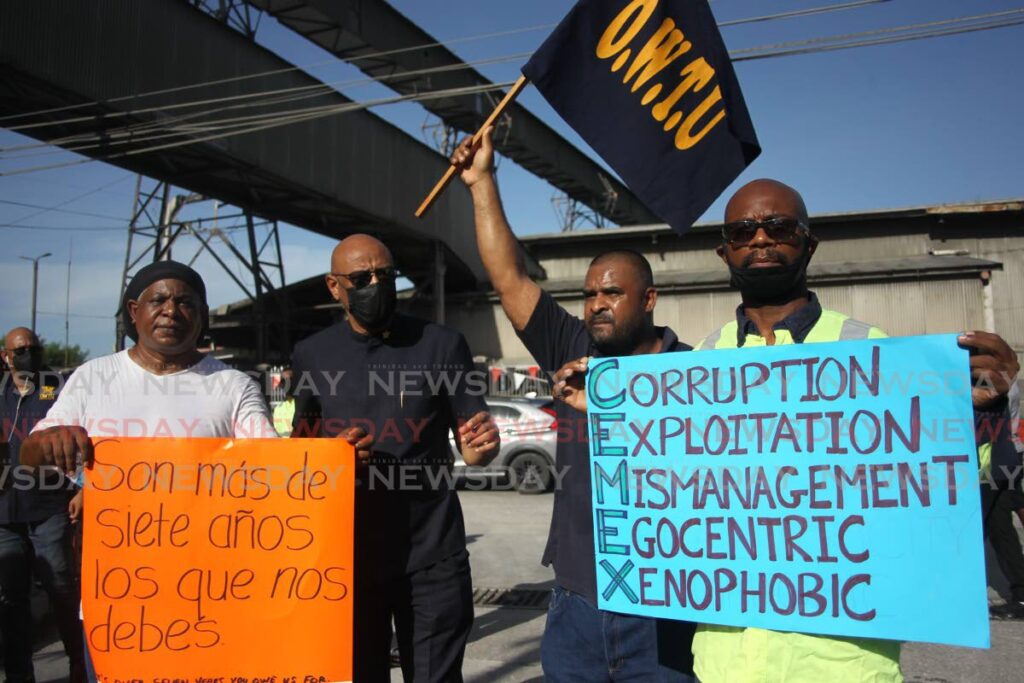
[588,316,647,357]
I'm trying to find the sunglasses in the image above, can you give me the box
[7,345,42,357]
[331,267,396,290]
[722,217,807,246]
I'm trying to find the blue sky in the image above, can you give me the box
[1,0,1022,358]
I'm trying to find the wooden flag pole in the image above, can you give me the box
[415,75,529,219]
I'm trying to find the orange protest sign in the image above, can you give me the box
[82,437,354,683]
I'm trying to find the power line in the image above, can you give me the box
[0,23,556,127]
[0,51,535,156]
[109,81,518,158]
[0,3,975,158]
[0,174,133,223]
[0,0,896,131]
[0,198,126,221]
[0,223,125,232]
[733,7,1024,55]
[718,0,891,27]
[733,8,1024,60]
[736,18,1024,61]
[0,3,907,158]
[0,81,518,178]
[16,7,1021,160]
[1,7,1021,178]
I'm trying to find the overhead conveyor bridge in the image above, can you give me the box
[0,0,544,291]
[246,0,661,228]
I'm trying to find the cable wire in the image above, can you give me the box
[1,49,533,141]
[0,223,125,231]
[0,0,897,128]
[0,174,133,224]
[732,7,1024,56]
[718,0,891,27]
[0,199,127,221]
[0,51,534,163]
[735,17,1024,61]
[0,23,555,126]
[2,8,1022,178]
[7,7,1017,161]
[0,81,517,178]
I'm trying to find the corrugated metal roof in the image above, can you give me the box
[533,254,1003,296]
[0,0,544,289]
[246,0,659,227]
[519,199,1024,245]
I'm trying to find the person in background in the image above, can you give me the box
[987,382,1024,619]
[273,368,296,437]
[0,326,83,683]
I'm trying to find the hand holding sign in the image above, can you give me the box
[958,330,1020,408]
[340,425,374,463]
[553,356,591,413]
[21,424,93,474]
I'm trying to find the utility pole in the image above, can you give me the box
[19,252,52,333]
[64,239,73,366]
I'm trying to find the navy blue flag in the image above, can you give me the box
[523,0,760,234]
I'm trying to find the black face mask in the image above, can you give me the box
[728,252,809,303]
[346,280,397,331]
[9,348,43,375]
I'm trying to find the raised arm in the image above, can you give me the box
[452,127,541,331]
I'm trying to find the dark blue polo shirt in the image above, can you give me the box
[290,314,486,579]
[517,291,692,602]
[734,292,823,346]
[0,371,72,524]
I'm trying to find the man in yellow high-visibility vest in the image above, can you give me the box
[551,178,1020,683]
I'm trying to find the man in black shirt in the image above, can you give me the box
[452,131,696,681]
[291,234,500,683]
[0,327,83,682]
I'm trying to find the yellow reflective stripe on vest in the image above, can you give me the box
[979,442,992,477]
[698,309,887,350]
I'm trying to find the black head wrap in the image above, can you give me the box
[119,260,209,343]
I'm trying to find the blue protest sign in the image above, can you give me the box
[587,334,989,648]
[522,0,760,234]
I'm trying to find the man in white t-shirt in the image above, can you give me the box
[23,261,278,469]
[20,261,370,682]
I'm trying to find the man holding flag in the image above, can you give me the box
[453,127,696,681]
[445,1,759,677]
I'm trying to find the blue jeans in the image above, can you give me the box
[540,586,697,682]
[0,514,84,683]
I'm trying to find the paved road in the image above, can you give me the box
[28,489,1024,682]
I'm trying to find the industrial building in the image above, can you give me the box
[210,199,1024,390]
